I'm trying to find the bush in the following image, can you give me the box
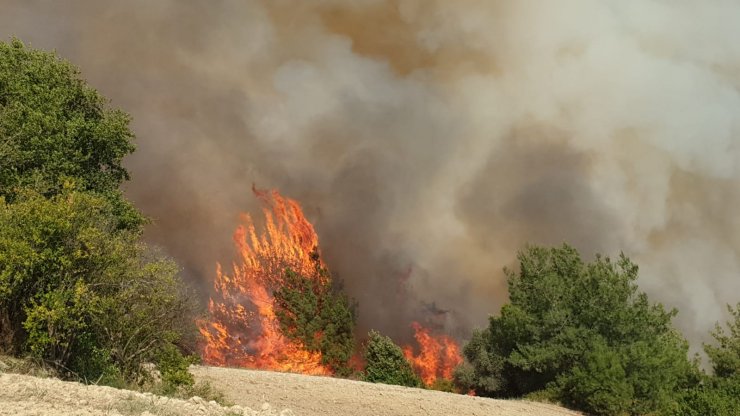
[362,330,420,387]
[0,190,195,387]
[273,264,356,376]
[673,304,740,415]
[461,245,694,415]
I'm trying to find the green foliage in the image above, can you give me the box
[362,330,421,387]
[0,190,195,387]
[273,263,356,375]
[557,337,633,415]
[156,344,196,394]
[673,376,740,416]
[705,303,740,379]
[0,39,142,229]
[461,244,694,415]
[672,304,740,415]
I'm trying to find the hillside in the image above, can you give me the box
[191,365,581,416]
[0,366,581,416]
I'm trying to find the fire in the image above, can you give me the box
[403,322,463,386]
[197,187,331,375]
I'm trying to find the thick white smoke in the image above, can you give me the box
[2,0,739,347]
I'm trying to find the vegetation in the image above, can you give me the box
[1,37,738,415]
[0,39,195,392]
[273,262,357,376]
[456,245,696,415]
[0,39,143,230]
[362,330,421,387]
[672,304,740,416]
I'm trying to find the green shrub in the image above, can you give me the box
[273,264,356,376]
[362,330,420,387]
[0,190,195,387]
[461,245,694,415]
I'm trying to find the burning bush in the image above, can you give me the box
[274,266,357,376]
[198,188,349,375]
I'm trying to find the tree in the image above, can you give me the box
[459,244,694,415]
[362,330,421,387]
[705,303,740,379]
[273,263,357,376]
[674,304,740,415]
[0,190,195,385]
[0,39,142,230]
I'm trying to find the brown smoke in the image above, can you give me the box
[3,0,740,348]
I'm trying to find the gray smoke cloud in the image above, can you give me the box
[2,0,740,348]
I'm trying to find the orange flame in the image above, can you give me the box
[403,322,463,386]
[197,188,331,375]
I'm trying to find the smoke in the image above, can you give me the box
[3,0,740,347]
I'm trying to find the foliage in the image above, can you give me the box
[0,39,142,230]
[156,344,196,394]
[460,244,694,415]
[673,304,740,415]
[0,190,195,387]
[273,262,357,375]
[362,330,421,387]
[705,303,740,379]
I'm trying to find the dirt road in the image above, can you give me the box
[192,365,581,416]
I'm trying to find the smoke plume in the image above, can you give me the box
[3,0,740,347]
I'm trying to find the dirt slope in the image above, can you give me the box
[0,372,291,416]
[192,365,581,416]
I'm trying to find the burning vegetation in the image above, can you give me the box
[198,188,462,386]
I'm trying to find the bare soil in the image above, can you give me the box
[0,371,291,416]
[192,365,581,416]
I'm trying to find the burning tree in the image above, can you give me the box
[197,188,355,375]
[403,322,463,387]
[198,187,464,385]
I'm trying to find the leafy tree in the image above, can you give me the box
[273,262,356,376]
[705,303,740,379]
[460,244,694,415]
[362,330,421,387]
[0,39,142,229]
[0,188,195,385]
[673,304,740,415]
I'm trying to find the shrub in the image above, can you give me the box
[273,264,356,376]
[0,190,195,387]
[362,330,421,387]
[461,245,694,415]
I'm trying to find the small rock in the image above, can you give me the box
[261,402,271,411]
[279,410,295,416]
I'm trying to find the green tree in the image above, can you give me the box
[0,190,195,385]
[0,39,141,229]
[273,262,356,376]
[673,304,740,415]
[362,330,421,387]
[705,303,740,379]
[460,244,694,415]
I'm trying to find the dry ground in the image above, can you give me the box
[0,371,291,416]
[192,365,581,416]
[0,362,581,416]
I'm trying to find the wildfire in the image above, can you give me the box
[403,322,463,386]
[197,187,331,375]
